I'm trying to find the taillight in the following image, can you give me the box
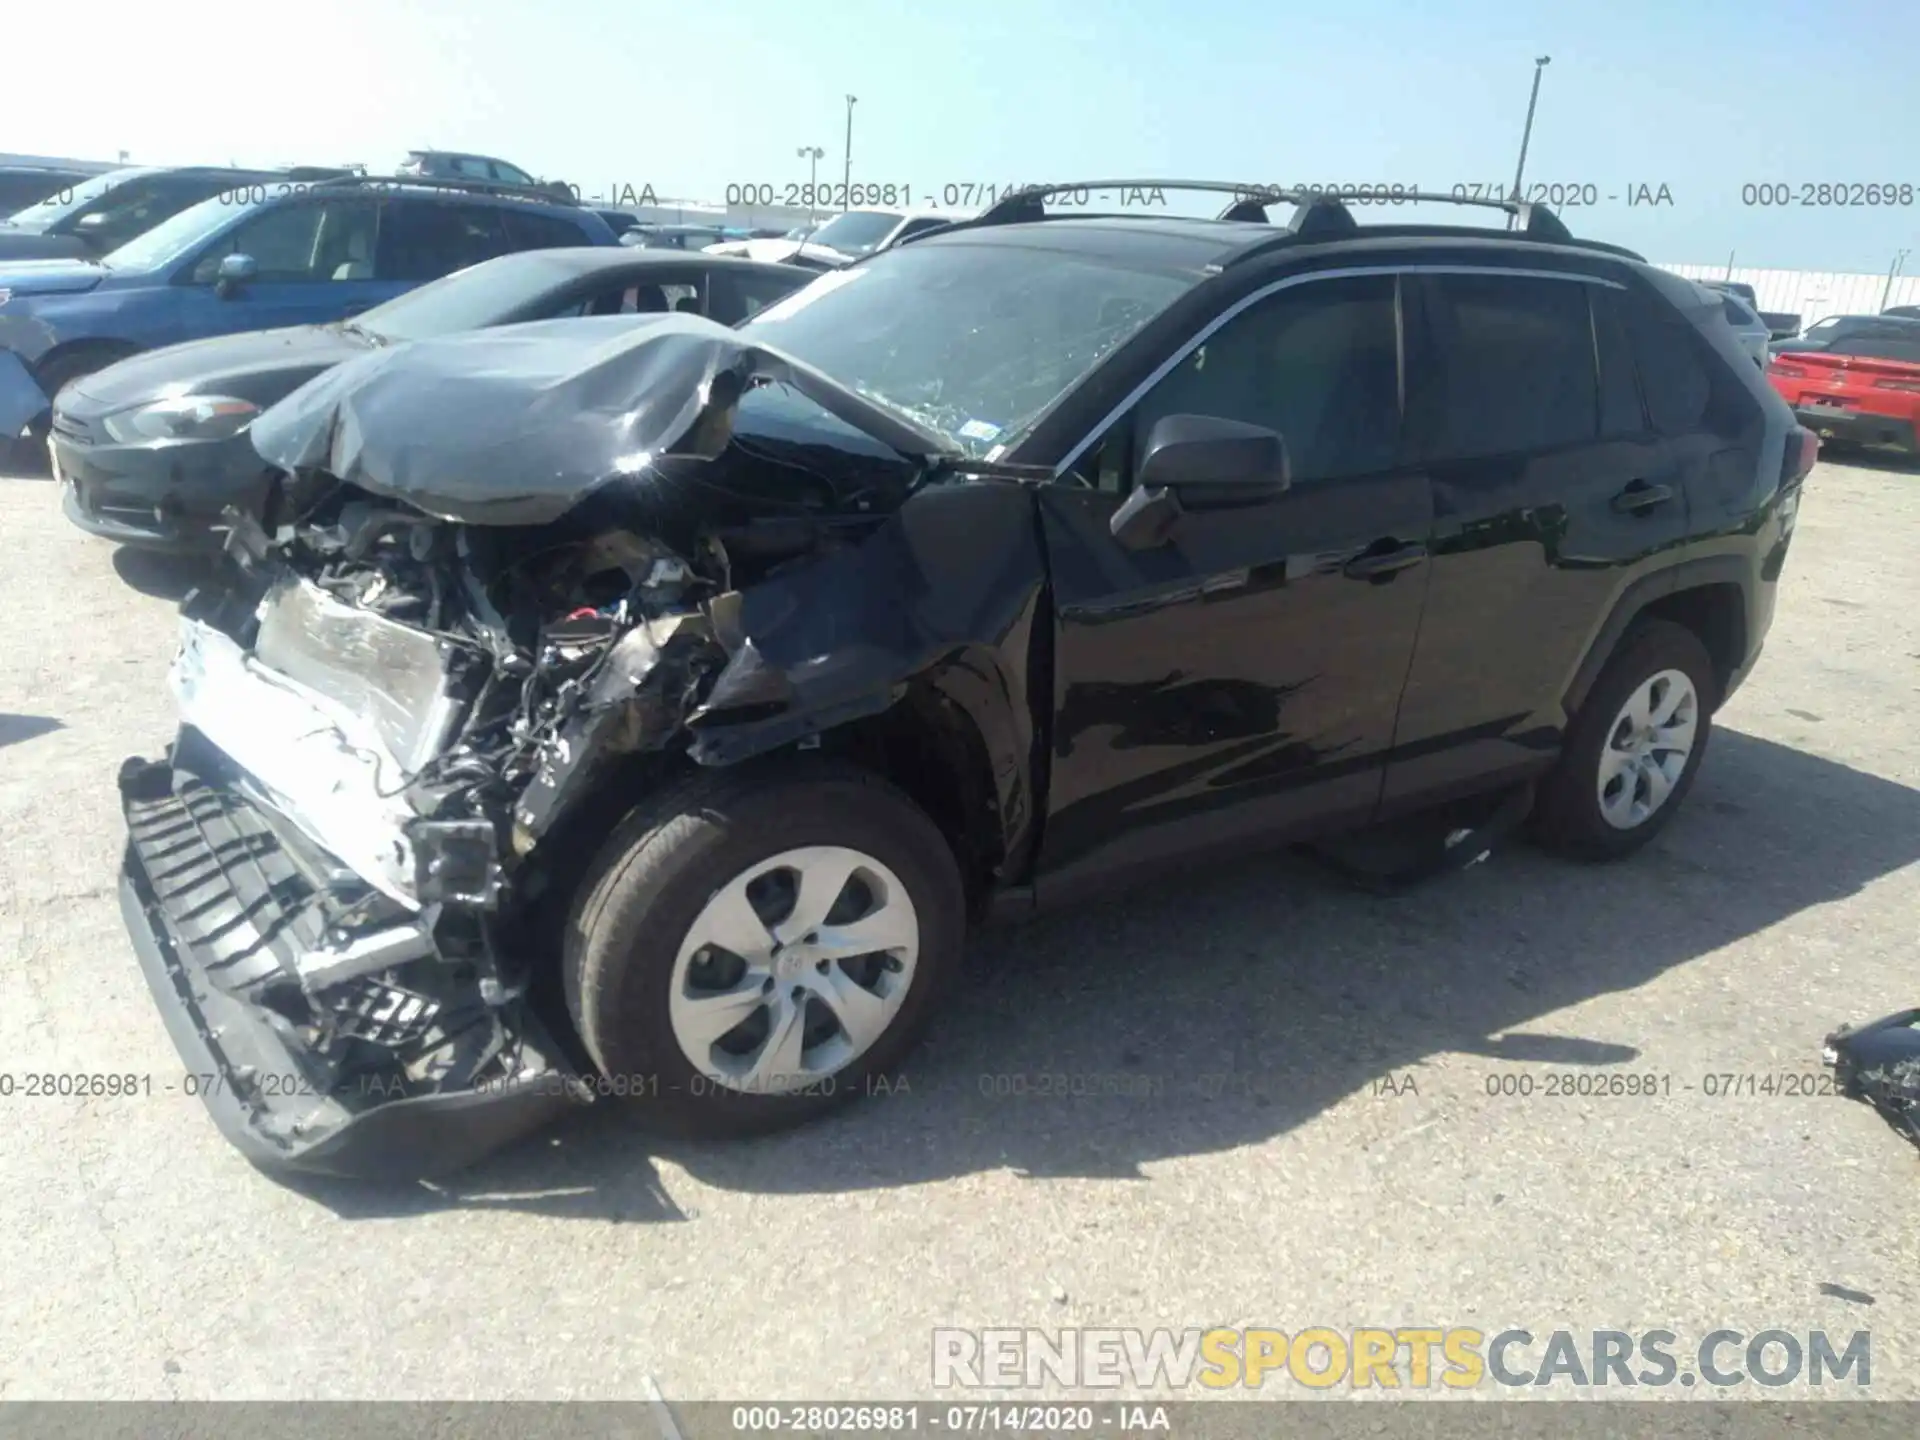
[1769,360,1808,378]
[1783,427,1819,485]
[1872,376,1920,393]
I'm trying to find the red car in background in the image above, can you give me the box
[1766,318,1920,461]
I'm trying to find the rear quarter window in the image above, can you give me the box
[1622,283,1762,437]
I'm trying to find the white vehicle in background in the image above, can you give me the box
[707,207,957,269]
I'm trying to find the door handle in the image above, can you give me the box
[1342,541,1428,581]
[1611,479,1675,514]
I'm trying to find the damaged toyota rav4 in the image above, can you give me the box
[115,184,1816,1177]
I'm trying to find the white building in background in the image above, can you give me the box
[1657,262,1920,329]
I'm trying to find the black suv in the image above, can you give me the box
[114,183,1814,1177]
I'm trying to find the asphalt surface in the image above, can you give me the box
[0,457,1916,1405]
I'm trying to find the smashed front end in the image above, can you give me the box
[117,315,964,1177]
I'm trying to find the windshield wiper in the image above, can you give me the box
[339,321,390,346]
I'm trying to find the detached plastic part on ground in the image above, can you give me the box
[1300,781,1537,895]
[1823,1010,1920,1153]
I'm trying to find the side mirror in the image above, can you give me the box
[213,253,257,298]
[1109,414,1291,550]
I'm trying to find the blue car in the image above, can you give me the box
[0,175,619,459]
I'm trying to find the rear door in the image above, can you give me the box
[1034,271,1435,897]
[1380,266,1690,812]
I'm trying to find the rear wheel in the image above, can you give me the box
[1532,619,1718,860]
[563,760,965,1137]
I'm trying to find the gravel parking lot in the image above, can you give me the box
[0,457,1915,1405]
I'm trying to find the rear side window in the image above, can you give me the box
[1621,287,1713,434]
[1409,272,1598,461]
[499,208,591,252]
[377,201,510,281]
[707,267,808,325]
[1132,273,1402,484]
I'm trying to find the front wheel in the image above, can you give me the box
[563,761,966,1138]
[1531,619,1719,860]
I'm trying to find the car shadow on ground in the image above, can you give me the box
[0,713,63,749]
[110,546,214,601]
[281,727,1920,1221]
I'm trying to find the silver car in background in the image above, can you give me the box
[1704,285,1771,368]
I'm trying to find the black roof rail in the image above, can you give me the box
[959,179,1634,258]
[306,172,579,206]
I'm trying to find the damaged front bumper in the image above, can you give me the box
[118,733,584,1179]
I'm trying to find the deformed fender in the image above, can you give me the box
[688,477,1047,874]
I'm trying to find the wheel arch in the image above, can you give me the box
[34,337,143,394]
[1563,558,1752,720]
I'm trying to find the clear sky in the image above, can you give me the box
[12,0,1920,274]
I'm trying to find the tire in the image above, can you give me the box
[562,759,966,1138]
[1531,618,1719,861]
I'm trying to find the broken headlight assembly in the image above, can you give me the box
[101,394,261,443]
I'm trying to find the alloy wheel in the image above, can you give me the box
[1596,668,1699,830]
[667,845,920,1093]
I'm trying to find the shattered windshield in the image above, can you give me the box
[739,243,1190,456]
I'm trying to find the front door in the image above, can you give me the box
[181,198,403,342]
[1033,271,1435,901]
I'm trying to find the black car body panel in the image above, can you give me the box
[112,196,1803,1175]
[249,313,954,526]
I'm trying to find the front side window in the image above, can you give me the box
[1128,273,1402,485]
[490,162,537,187]
[1410,272,1599,461]
[191,199,382,283]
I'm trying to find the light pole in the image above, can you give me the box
[1880,248,1911,311]
[797,145,824,222]
[842,95,857,210]
[1509,56,1551,207]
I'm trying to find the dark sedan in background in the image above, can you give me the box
[0,166,353,262]
[53,248,810,550]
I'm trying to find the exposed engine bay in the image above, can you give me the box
[113,314,1021,1174]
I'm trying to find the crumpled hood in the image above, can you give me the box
[0,258,108,297]
[249,311,958,526]
[60,324,373,416]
